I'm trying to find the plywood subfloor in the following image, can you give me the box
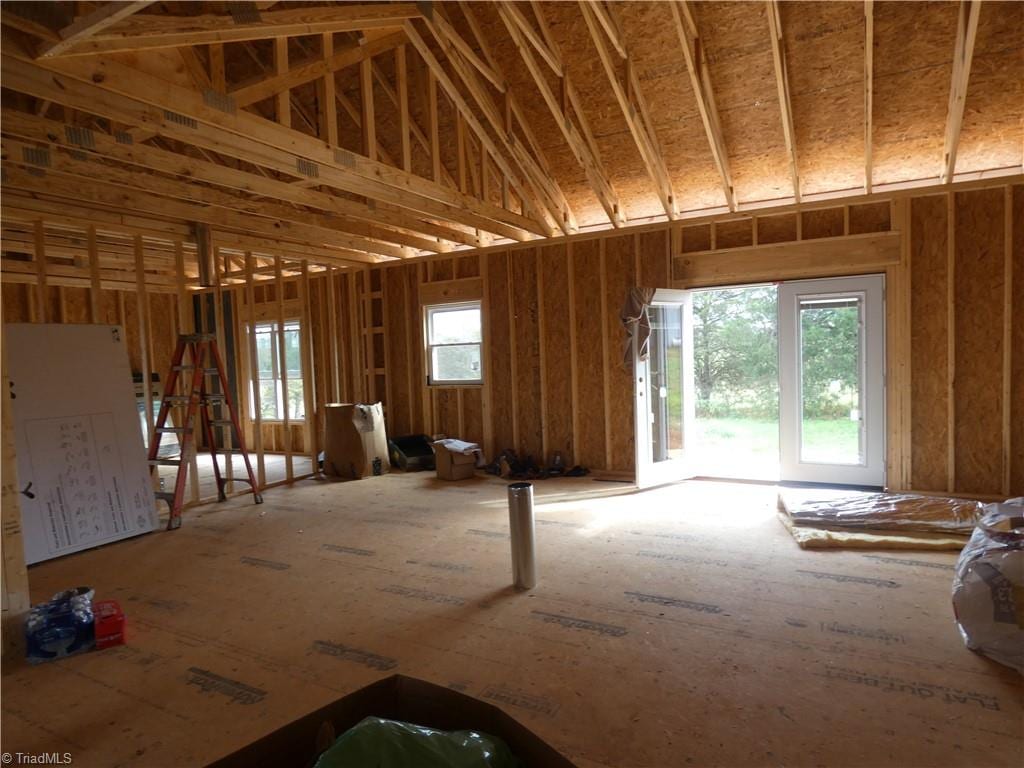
[156,453,314,502]
[2,475,1020,768]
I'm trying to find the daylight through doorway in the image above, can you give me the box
[692,285,780,480]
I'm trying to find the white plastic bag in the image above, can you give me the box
[951,499,1024,673]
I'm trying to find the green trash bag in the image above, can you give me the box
[314,716,522,768]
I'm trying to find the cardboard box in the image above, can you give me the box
[433,442,478,481]
[323,403,390,480]
[209,674,576,768]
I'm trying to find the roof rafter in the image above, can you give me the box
[670,0,736,211]
[586,1,627,60]
[495,2,623,228]
[229,31,404,108]
[766,0,801,203]
[864,0,873,192]
[579,1,677,219]
[500,1,563,78]
[39,1,154,59]
[940,0,982,183]
[39,4,420,57]
[430,11,505,93]
[423,5,577,234]
[403,16,558,236]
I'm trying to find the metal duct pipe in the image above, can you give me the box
[507,482,537,590]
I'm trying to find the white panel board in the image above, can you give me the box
[6,324,158,564]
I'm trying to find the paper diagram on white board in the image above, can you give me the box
[6,324,158,564]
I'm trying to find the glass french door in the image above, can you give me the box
[778,275,885,487]
[635,290,696,489]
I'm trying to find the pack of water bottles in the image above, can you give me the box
[25,586,126,665]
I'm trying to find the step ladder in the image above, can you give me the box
[149,333,262,529]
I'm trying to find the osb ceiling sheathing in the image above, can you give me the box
[1,0,1021,263]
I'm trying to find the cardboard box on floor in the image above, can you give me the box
[433,440,478,481]
[209,674,576,768]
[323,403,390,480]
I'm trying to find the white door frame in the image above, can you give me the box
[635,289,696,489]
[778,274,885,486]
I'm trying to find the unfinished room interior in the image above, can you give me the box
[0,0,1022,766]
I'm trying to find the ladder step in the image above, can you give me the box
[156,427,188,434]
[210,419,236,427]
[173,365,219,374]
[203,394,226,402]
[149,458,181,466]
[180,333,216,342]
[154,491,176,504]
[220,477,255,486]
[164,395,193,404]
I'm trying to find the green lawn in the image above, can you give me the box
[694,416,860,477]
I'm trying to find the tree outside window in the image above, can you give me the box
[250,320,305,420]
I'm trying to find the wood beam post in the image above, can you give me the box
[360,54,376,161]
[396,45,412,173]
[319,34,338,146]
[274,37,290,128]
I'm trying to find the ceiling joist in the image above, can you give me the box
[2,50,542,241]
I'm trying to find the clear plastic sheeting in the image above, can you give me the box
[314,716,521,768]
[952,499,1024,673]
[782,493,984,535]
[777,492,986,550]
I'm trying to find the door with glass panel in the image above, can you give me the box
[778,275,885,486]
[635,290,696,489]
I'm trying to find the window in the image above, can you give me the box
[425,301,482,385]
[250,320,305,420]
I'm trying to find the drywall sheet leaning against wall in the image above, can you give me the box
[6,324,157,564]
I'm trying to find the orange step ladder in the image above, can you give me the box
[149,333,261,529]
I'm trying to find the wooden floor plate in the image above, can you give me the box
[2,475,1020,767]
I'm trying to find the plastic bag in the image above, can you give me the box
[785,493,983,534]
[951,499,1024,673]
[314,716,521,768]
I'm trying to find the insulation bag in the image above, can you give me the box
[951,499,1024,673]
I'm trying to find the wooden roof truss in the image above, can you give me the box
[0,0,1019,273]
